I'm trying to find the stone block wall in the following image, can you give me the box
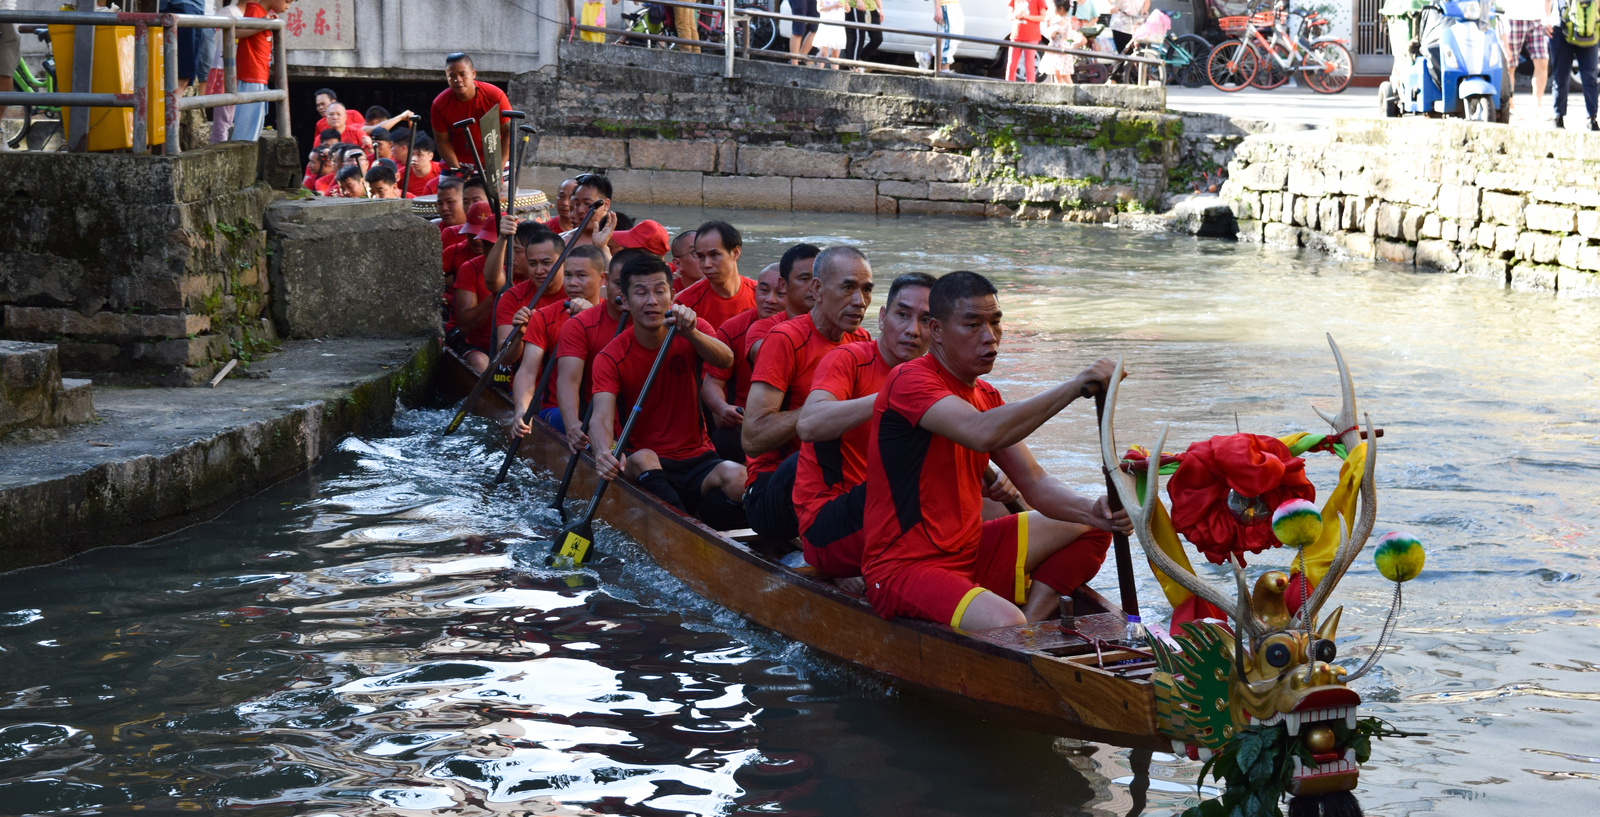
[0,142,278,385]
[1220,119,1600,296]
[511,42,1183,221]
[0,341,94,438]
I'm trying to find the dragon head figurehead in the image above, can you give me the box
[1100,335,1393,809]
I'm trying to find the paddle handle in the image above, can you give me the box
[575,324,679,530]
[983,465,1026,515]
[398,113,419,196]
[1094,389,1141,622]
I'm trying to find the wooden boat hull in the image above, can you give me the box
[436,349,1166,750]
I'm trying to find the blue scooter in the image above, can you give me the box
[1380,0,1510,122]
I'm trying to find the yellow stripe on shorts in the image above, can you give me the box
[1014,511,1030,605]
[950,587,986,630]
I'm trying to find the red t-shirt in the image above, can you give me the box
[522,300,576,412]
[314,111,366,134]
[238,3,273,85]
[703,307,763,408]
[744,312,796,364]
[794,340,892,531]
[555,303,630,404]
[861,355,1005,587]
[311,173,336,196]
[452,255,500,349]
[430,82,511,165]
[495,277,567,346]
[405,161,442,197]
[314,125,366,148]
[745,313,872,483]
[590,319,718,461]
[674,275,758,331]
[440,222,470,248]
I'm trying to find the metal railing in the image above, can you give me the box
[575,0,1165,83]
[0,6,288,154]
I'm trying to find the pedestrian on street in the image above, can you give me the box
[1502,0,1551,118]
[1548,0,1599,129]
[1007,0,1047,82]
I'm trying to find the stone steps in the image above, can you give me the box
[0,341,97,438]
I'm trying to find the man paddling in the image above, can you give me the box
[861,271,1127,631]
[590,255,748,530]
[742,246,875,541]
[448,204,515,373]
[492,225,570,359]
[511,245,608,437]
[746,243,819,365]
[553,250,634,450]
[793,273,936,591]
[702,262,786,463]
[679,221,757,329]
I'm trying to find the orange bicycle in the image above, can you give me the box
[1207,3,1353,93]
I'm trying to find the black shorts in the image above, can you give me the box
[444,327,489,359]
[789,0,819,33]
[743,451,799,541]
[658,451,726,513]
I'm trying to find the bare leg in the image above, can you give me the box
[465,349,491,374]
[1022,579,1061,623]
[1533,57,1548,112]
[698,459,748,501]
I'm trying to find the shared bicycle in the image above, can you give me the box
[1205,3,1352,93]
[3,26,59,149]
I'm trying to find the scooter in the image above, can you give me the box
[1380,0,1509,122]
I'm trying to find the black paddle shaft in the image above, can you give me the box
[1094,390,1141,621]
[546,313,629,517]
[494,340,562,485]
[398,113,420,196]
[562,323,680,541]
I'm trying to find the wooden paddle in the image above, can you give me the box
[442,204,597,436]
[546,312,629,520]
[550,323,679,566]
[1093,389,1142,622]
[983,464,1027,515]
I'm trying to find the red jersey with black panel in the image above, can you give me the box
[590,318,718,461]
[861,354,1004,596]
[745,314,871,483]
[793,340,892,531]
[674,276,757,330]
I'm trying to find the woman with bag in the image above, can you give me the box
[1549,0,1599,129]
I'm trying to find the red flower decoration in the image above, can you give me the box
[1166,434,1315,566]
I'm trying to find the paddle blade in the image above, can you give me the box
[554,526,594,565]
[443,407,469,436]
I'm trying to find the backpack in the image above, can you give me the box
[1565,0,1599,47]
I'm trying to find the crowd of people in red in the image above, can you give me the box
[411,51,1131,632]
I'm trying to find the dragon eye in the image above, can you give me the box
[1313,639,1337,664]
[1264,642,1292,668]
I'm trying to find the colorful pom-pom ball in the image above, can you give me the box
[1271,498,1323,548]
[1374,532,1426,583]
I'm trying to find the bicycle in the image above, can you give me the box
[1116,11,1214,88]
[4,26,60,150]
[1206,3,1351,93]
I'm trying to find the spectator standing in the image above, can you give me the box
[673,0,701,53]
[1107,0,1148,56]
[1040,0,1083,83]
[1007,0,1046,81]
[846,0,885,64]
[160,0,206,95]
[789,0,821,65]
[314,88,364,134]
[579,0,607,42]
[923,0,963,72]
[1550,0,1600,129]
[230,0,293,142]
[1502,0,1551,118]
[815,0,848,67]
[429,52,511,172]
[206,0,244,142]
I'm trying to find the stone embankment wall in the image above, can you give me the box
[1221,119,1600,295]
[512,42,1186,221]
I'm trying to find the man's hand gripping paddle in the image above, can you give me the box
[1090,375,1141,622]
[549,324,679,566]
[545,312,628,522]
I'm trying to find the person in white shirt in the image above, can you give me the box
[1501,0,1552,117]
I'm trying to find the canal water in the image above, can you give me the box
[3,206,1598,816]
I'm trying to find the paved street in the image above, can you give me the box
[1165,84,1580,130]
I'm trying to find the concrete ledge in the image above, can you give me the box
[0,339,437,571]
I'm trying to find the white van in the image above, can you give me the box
[870,0,1012,62]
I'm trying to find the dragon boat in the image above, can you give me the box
[436,334,1421,815]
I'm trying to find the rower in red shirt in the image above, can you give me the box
[512,245,610,438]
[861,271,1129,632]
[400,133,442,197]
[565,175,621,252]
[449,206,516,373]
[701,262,785,463]
[793,273,936,590]
[589,254,747,530]
[742,246,875,541]
[545,179,578,233]
[677,221,756,330]
[492,225,571,362]
[429,52,511,173]
[553,250,633,453]
[670,229,705,292]
[745,243,819,365]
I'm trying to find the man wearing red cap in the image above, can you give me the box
[448,203,515,372]
[429,52,511,172]
[612,220,671,258]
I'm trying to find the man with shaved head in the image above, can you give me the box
[741,246,875,541]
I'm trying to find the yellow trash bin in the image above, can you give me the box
[50,23,165,150]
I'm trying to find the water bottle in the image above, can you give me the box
[1124,614,1147,645]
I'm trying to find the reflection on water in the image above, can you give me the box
[3,209,1600,816]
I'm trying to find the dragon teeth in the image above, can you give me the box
[1292,749,1361,779]
[1347,706,1358,729]
[1285,711,1301,736]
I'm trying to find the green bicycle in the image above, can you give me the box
[4,26,60,150]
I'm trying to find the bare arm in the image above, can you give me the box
[795,389,873,443]
[589,392,623,480]
[556,356,588,453]
[991,442,1127,532]
[917,358,1117,453]
[742,381,799,456]
[673,310,734,370]
[454,288,493,339]
[433,128,460,168]
[510,344,545,436]
[702,376,744,429]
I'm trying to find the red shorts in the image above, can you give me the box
[799,483,866,578]
[866,515,1112,628]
